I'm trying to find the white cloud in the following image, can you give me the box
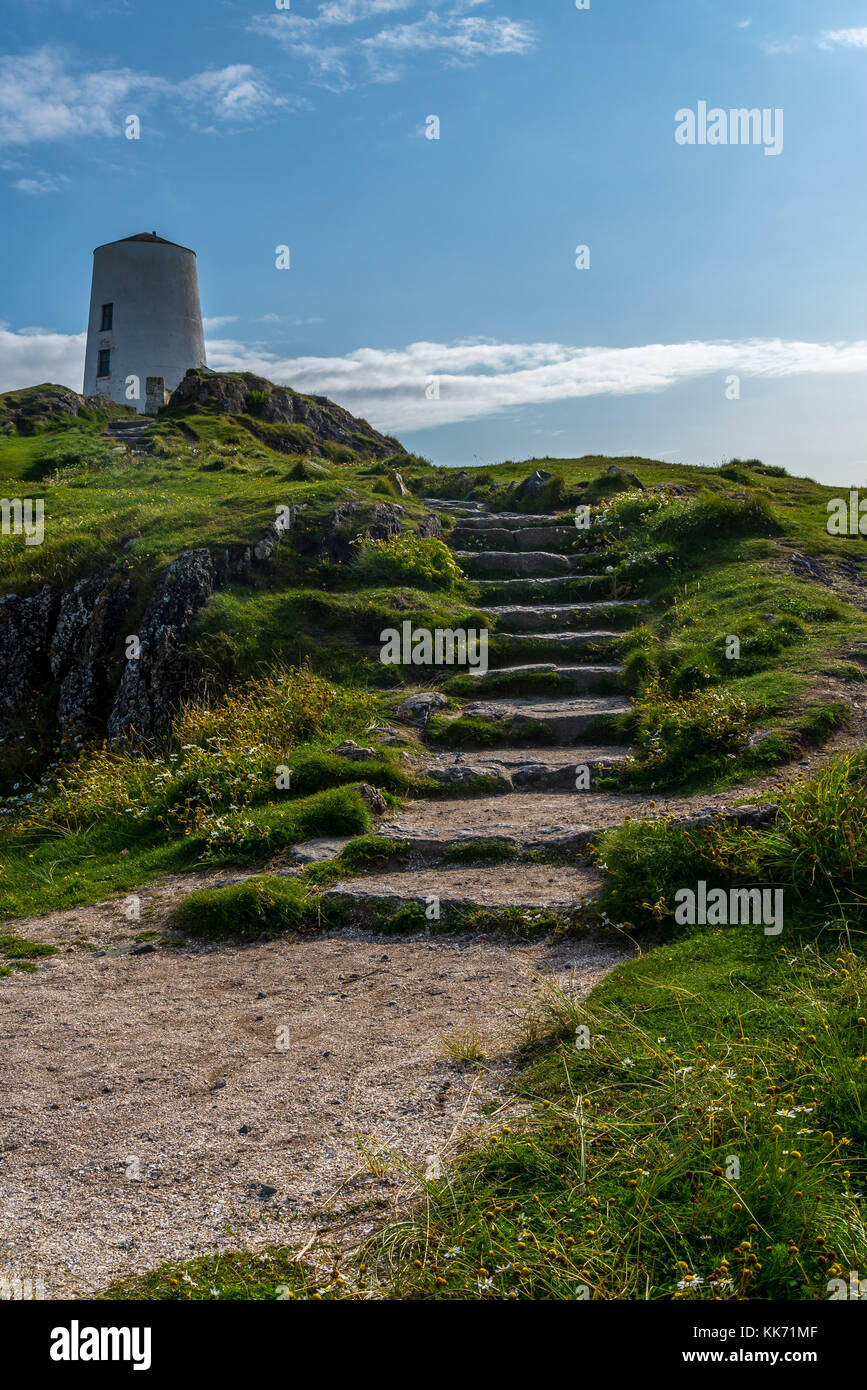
[176,65,295,126]
[12,171,69,194]
[250,2,536,88]
[761,27,867,55]
[202,315,240,330]
[0,325,86,392]
[9,330,867,433]
[200,335,867,430]
[361,15,534,80]
[0,47,292,146]
[819,28,867,50]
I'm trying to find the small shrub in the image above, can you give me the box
[170,875,315,937]
[650,493,782,549]
[621,679,753,785]
[355,534,463,591]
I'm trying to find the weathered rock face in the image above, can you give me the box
[50,574,133,744]
[0,587,59,730]
[106,549,217,743]
[0,518,288,750]
[167,370,406,461]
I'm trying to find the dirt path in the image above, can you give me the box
[0,927,625,1298]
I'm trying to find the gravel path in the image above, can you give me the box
[0,926,625,1298]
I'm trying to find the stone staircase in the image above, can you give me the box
[106,417,156,447]
[319,494,645,920]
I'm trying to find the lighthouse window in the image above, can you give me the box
[100,303,113,331]
[97,349,111,378]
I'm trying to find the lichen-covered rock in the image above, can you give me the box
[395,692,449,724]
[416,514,444,540]
[0,586,59,732]
[57,661,113,747]
[367,503,404,542]
[50,574,131,678]
[313,501,405,564]
[106,549,217,742]
[49,573,133,743]
[351,782,388,815]
[334,740,378,761]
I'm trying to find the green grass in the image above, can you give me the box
[97,1248,332,1301]
[170,874,322,937]
[0,932,57,974]
[369,923,867,1300]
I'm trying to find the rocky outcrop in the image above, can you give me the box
[395,692,449,725]
[106,550,217,743]
[0,587,59,729]
[0,517,288,748]
[0,383,130,436]
[167,370,405,461]
[50,574,132,744]
[367,503,404,542]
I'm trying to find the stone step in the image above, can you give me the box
[456,662,623,694]
[490,630,622,656]
[323,862,602,918]
[107,421,154,436]
[421,745,629,793]
[452,526,576,552]
[451,513,566,529]
[481,602,645,632]
[423,498,489,513]
[445,694,632,744]
[377,793,603,855]
[474,576,620,604]
[456,550,578,578]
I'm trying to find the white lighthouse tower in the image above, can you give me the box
[82,231,207,415]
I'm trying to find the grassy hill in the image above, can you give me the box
[2,378,866,1301]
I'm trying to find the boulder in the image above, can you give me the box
[416,514,444,540]
[511,469,552,503]
[395,692,449,724]
[334,740,378,761]
[351,782,388,815]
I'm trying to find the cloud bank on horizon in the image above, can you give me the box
[5,327,867,434]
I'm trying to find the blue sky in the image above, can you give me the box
[2,0,867,481]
